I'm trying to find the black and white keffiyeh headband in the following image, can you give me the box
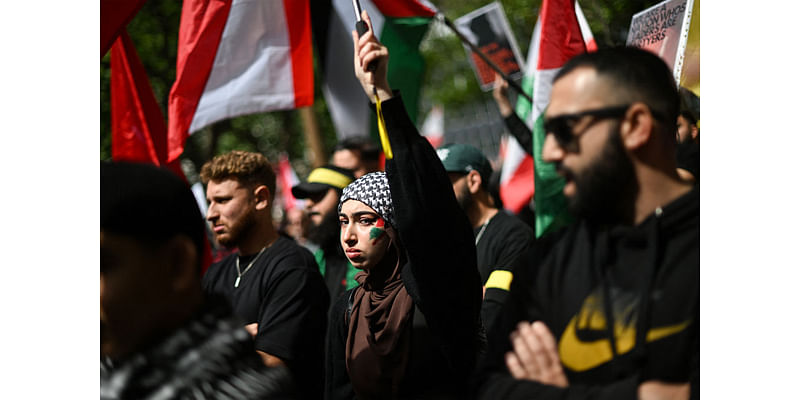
[338,171,396,228]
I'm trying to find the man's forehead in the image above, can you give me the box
[547,67,608,116]
[315,187,340,206]
[333,149,360,166]
[206,178,246,194]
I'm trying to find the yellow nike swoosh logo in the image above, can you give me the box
[558,314,692,372]
[646,320,691,342]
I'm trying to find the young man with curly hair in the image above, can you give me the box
[200,150,329,400]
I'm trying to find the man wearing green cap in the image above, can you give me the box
[436,143,533,327]
[292,165,359,302]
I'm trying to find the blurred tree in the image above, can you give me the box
[417,0,661,120]
[101,0,662,177]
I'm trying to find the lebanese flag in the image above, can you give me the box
[420,105,444,148]
[506,0,595,237]
[167,0,314,163]
[311,0,436,140]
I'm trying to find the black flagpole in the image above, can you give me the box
[438,13,533,104]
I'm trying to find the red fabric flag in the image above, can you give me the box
[167,0,314,163]
[110,30,213,272]
[110,30,169,166]
[100,0,148,58]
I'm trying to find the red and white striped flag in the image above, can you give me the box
[167,0,314,163]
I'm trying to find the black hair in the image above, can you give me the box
[334,136,381,162]
[679,110,697,126]
[554,46,680,140]
[101,161,205,272]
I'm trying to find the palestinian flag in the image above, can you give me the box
[167,0,314,163]
[311,0,437,140]
[509,0,596,237]
[498,133,534,214]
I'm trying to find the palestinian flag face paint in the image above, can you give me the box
[369,217,386,245]
[340,201,393,270]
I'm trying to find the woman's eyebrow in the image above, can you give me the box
[340,211,378,218]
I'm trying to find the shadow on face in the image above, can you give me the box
[100,231,188,360]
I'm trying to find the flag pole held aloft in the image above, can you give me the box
[438,13,532,103]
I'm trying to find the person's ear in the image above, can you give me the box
[620,102,654,151]
[164,235,199,292]
[253,185,271,211]
[690,125,699,141]
[466,170,483,194]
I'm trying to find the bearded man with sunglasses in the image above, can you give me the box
[474,47,698,400]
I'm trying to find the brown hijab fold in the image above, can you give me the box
[345,247,414,400]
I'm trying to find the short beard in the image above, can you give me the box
[218,206,257,248]
[455,181,475,216]
[308,209,343,255]
[566,125,638,226]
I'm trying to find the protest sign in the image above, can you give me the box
[454,2,525,91]
[626,0,696,86]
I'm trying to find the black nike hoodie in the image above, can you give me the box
[474,186,699,400]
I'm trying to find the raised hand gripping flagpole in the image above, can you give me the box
[352,0,393,159]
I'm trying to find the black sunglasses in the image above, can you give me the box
[543,105,631,150]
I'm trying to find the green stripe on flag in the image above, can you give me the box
[531,113,572,237]
[514,74,572,238]
[515,74,534,122]
[369,17,432,139]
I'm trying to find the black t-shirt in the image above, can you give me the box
[202,236,329,400]
[676,141,700,183]
[475,210,534,283]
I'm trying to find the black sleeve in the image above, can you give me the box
[256,263,329,400]
[325,290,356,400]
[491,219,534,272]
[473,235,640,400]
[503,113,534,156]
[255,266,328,358]
[379,95,484,375]
[480,219,533,338]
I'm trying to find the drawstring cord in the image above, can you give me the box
[634,207,663,370]
[374,85,393,159]
[594,229,620,365]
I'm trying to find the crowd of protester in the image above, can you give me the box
[101,10,698,400]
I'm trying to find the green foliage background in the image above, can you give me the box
[100,0,660,181]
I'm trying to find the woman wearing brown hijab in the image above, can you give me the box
[324,11,483,400]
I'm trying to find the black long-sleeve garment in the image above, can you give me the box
[472,187,700,400]
[324,95,484,400]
